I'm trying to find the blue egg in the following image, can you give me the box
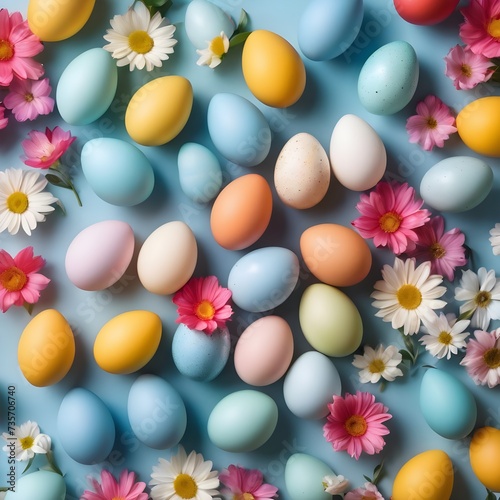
[298,0,363,60]
[127,374,187,449]
[81,138,155,206]
[228,247,300,313]
[57,388,115,464]
[207,93,271,167]
[5,470,66,500]
[56,48,117,125]
[178,143,223,203]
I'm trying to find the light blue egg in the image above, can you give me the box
[185,0,235,49]
[358,40,419,115]
[298,0,363,60]
[56,48,117,125]
[207,389,278,452]
[5,470,66,500]
[57,388,115,465]
[127,374,187,449]
[420,368,477,440]
[178,143,223,203]
[228,247,300,313]
[207,93,271,167]
[81,138,155,206]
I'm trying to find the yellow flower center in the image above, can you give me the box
[438,331,453,345]
[487,18,500,38]
[128,30,154,54]
[475,291,492,309]
[430,242,446,259]
[24,93,34,102]
[396,284,422,310]
[19,436,34,450]
[368,358,386,374]
[112,497,125,500]
[195,300,215,320]
[344,415,367,437]
[483,347,500,369]
[461,64,472,78]
[0,267,28,292]
[427,117,437,129]
[0,39,14,60]
[234,495,255,500]
[379,212,402,233]
[173,473,198,499]
[209,35,226,58]
[7,192,29,214]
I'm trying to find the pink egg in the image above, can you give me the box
[234,316,294,386]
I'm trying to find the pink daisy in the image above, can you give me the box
[406,95,457,151]
[323,391,392,460]
[444,44,494,89]
[172,275,233,335]
[0,9,44,87]
[352,181,431,255]
[460,328,500,388]
[81,469,148,500]
[345,482,384,500]
[219,465,278,500]
[0,104,7,129]
[0,246,50,313]
[460,0,500,58]
[3,77,54,122]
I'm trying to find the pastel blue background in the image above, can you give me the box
[1,0,500,498]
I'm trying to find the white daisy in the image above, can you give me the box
[490,223,500,255]
[455,267,500,330]
[196,31,230,68]
[352,344,404,383]
[0,168,58,236]
[322,473,349,495]
[371,257,447,336]
[419,311,470,360]
[149,445,220,500]
[103,1,177,71]
[1,420,51,461]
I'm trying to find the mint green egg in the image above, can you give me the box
[5,470,66,500]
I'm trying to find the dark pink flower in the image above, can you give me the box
[219,465,278,500]
[0,103,7,129]
[81,469,148,500]
[444,44,494,89]
[3,77,54,121]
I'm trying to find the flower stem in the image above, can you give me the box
[48,167,82,206]
[46,451,63,476]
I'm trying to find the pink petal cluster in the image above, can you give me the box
[3,77,54,122]
[81,469,148,500]
[0,103,7,129]
[219,465,278,500]
[345,482,385,500]
[444,44,494,89]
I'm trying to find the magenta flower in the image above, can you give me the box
[352,181,430,255]
[323,391,392,460]
[22,127,76,169]
[81,469,148,500]
[406,95,457,151]
[444,44,494,89]
[345,482,384,500]
[0,104,7,129]
[3,77,54,122]
[219,465,278,500]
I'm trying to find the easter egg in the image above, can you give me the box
[137,221,198,295]
[57,388,115,465]
[234,316,294,386]
[81,138,155,206]
[5,470,66,500]
[172,324,231,381]
[28,0,95,41]
[358,41,419,115]
[56,48,117,125]
[93,311,162,374]
[394,0,459,25]
[329,114,387,191]
[127,374,187,449]
[207,93,271,167]
[299,283,363,357]
[228,247,300,313]
[125,76,193,146]
[298,0,363,60]
[300,223,372,287]
[457,96,500,157]
[18,309,75,387]
[274,133,331,209]
[207,390,278,452]
[242,30,306,108]
[420,156,493,212]
[469,427,500,492]
[210,174,273,250]
[392,450,454,500]
[65,220,135,291]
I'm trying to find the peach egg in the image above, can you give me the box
[469,427,500,492]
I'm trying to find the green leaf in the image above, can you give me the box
[457,309,474,321]
[45,174,69,189]
[0,487,9,492]
[379,380,387,393]
[55,200,67,216]
[372,460,384,485]
[485,488,497,500]
[142,0,170,8]
[23,302,34,315]
[399,349,414,363]
[237,8,248,31]
[22,456,35,474]
[46,451,63,476]
[229,31,251,48]
[362,474,372,483]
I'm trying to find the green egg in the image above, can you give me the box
[5,470,66,500]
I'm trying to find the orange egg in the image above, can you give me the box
[300,223,372,287]
[469,427,500,492]
[210,174,273,250]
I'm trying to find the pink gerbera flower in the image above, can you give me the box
[0,104,7,129]
[81,469,148,500]
[0,9,44,87]
[323,391,392,460]
[219,465,278,500]
[460,0,500,58]
[406,95,457,151]
[444,44,494,89]
[3,77,54,122]
[0,246,50,313]
[345,482,384,500]
[172,275,233,334]
[460,328,500,388]
[352,181,430,255]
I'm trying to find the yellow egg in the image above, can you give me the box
[392,450,453,500]
[94,311,162,374]
[457,96,500,157]
[469,426,500,492]
[125,76,193,146]
[18,309,75,387]
[242,30,306,108]
[28,0,95,42]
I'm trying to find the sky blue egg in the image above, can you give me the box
[81,138,155,206]
[298,0,363,60]
[207,93,271,167]
[56,48,117,125]
[5,470,66,500]
[178,143,223,203]
[228,247,300,312]
[127,374,187,449]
